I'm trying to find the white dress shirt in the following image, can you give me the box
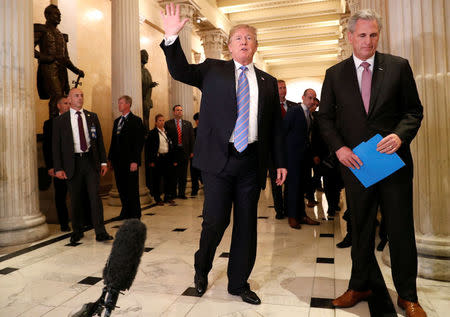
[229,60,259,143]
[70,108,91,153]
[157,128,169,154]
[353,54,375,92]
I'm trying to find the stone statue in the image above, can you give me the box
[34,4,85,118]
[141,49,158,131]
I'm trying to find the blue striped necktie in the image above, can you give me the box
[234,66,249,152]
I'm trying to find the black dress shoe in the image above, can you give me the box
[61,224,71,232]
[377,238,388,251]
[230,289,261,305]
[70,232,84,244]
[191,192,198,197]
[194,274,208,295]
[275,212,285,219]
[111,215,125,222]
[96,232,114,242]
[336,234,352,248]
[178,195,188,200]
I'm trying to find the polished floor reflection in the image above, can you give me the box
[0,185,447,316]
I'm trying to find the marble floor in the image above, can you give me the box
[0,185,448,317]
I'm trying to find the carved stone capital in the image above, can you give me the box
[159,1,196,29]
[347,0,361,14]
[197,28,228,59]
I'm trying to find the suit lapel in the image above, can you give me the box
[64,111,75,153]
[343,57,367,117]
[227,60,238,120]
[254,67,265,126]
[368,51,386,117]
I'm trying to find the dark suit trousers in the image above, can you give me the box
[151,154,173,201]
[323,167,342,212]
[174,146,188,197]
[67,156,106,235]
[268,167,285,215]
[190,158,201,195]
[114,163,141,219]
[284,162,306,220]
[53,177,69,227]
[345,168,418,302]
[194,144,260,294]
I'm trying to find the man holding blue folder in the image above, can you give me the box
[318,9,425,317]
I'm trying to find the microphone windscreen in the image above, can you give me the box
[103,219,147,291]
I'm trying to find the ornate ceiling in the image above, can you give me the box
[194,0,349,80]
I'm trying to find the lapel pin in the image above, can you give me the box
[378,67,383,71]
[261,77,265,81]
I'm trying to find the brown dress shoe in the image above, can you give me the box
[299,216,320,225]
[397,297,427,317]
[332,289,372,308]
[288,217,301,229]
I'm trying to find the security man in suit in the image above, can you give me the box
[43,96,71,232]
[160,3,286,305]
[52,88,113,244]
[318,10,425,316]
[164,104,194,199]
[269,79,296,219]
[146,113,177,205]
[108,95,145,220]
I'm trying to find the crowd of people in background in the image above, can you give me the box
[39,5,426,315]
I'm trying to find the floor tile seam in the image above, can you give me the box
[19,303,56,316]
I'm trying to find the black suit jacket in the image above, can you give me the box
[52,109,107,180]
[160,38,285,188]
[285,100,298,109]
[43,118,54,169]
[108,112,145,166]
[318,52,423,184]
[164,118,194,160]
[145,127,175,164]
[284,106,308,171]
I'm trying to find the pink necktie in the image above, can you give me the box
[361,61,372,114]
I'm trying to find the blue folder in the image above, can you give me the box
[349,134,405,188]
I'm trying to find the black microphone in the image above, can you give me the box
[103,219,147,316]
[70,219,147,317]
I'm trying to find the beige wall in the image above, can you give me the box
[34,0,204,133]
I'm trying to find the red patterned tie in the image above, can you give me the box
[361,61,372,114]
[280,102,286,118]
[176,119,182,145]
[76,111,87,152]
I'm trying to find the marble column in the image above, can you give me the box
[161,2,196,121]
[338,13,352,61]
[108,0,152,206]
[359,0,390,52]
[0,0,49,246]
[198,28,228,60]
[379,0,450,281]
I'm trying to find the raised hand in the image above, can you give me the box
[160,3,189,37]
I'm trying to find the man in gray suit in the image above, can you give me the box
[52,88,113,244]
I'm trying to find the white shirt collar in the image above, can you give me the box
[233,60,255,73]
[353,53,375,69]
[300,103,308,112]
[70,107,84,115]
